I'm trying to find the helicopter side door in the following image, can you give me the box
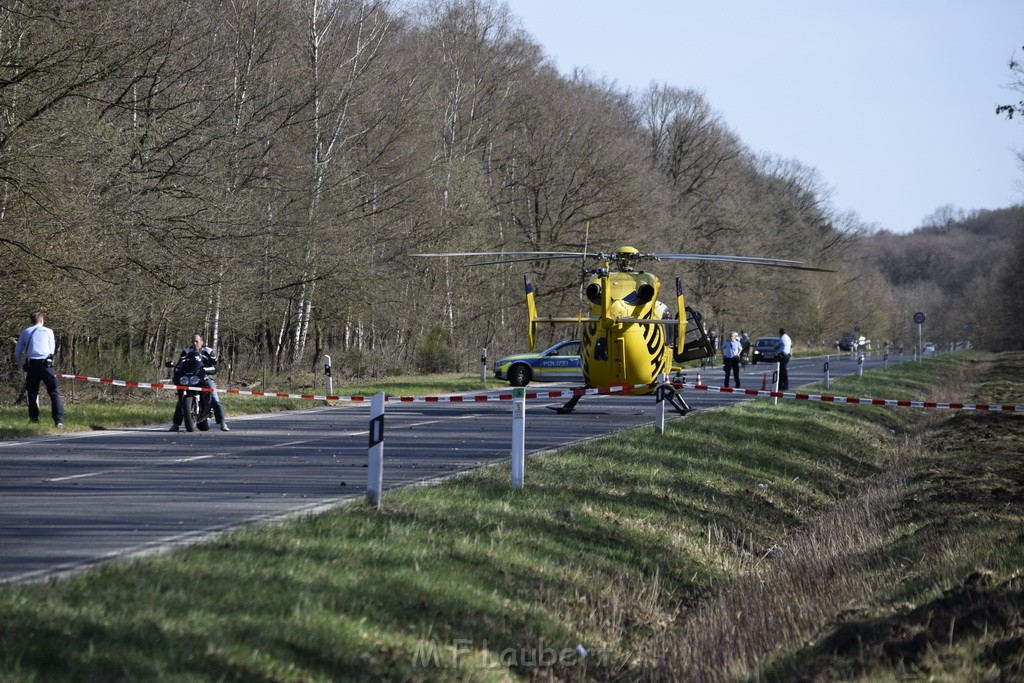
[673,306,714,362]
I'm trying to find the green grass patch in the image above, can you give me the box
[1,352,1021,680]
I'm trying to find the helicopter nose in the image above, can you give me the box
[606,299,630,321]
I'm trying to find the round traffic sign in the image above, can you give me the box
[913,312,926,324]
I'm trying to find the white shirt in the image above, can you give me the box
[777,333,792,355]
[14,324,56,361]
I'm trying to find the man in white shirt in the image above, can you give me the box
[775,328,793,390]
[13,312,65,427]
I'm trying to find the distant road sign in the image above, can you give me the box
[913,312,926,324]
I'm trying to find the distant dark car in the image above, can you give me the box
[838,333,870,352]
[751,337,781,364]
[838,333,858,351]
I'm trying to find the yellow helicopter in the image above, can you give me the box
[416,246,831,413]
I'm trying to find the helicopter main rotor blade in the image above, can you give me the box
[648,253,834,272]
[411,251,584,258]
[466,254,593,267]
[411,251,590,267]
[412,249,834,271]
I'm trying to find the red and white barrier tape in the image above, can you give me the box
[674,381,1024,413]
[57,373,644,404]
[57,373,1023,412]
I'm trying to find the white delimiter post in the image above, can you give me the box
[823,355,831,390]
[655,372,666,434]
[772,362,780,405]
[511,387,525,489]
[323,354,333,397]
[366,391,385,509]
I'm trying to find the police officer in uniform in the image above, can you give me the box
[13,312,65,427]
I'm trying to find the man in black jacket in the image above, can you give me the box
[169,334,229,431]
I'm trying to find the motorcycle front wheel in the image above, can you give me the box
[182,395,198,432]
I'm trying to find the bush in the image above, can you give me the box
[416,325,455,373]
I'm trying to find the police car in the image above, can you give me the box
[493,340,583,386]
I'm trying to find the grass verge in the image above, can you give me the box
[0,352,1021,681]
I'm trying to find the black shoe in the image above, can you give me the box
[169,425,180,432]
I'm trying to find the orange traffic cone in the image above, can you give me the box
[696,371,702,387]
[761,372,768,391]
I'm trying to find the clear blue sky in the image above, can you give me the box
[500,0,1024,233]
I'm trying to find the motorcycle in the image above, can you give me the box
[166,353,214,432]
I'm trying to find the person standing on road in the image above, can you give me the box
[170,334,229,431]
[13,312,65,427]
[721,332,742,388]
[775,328,793,390]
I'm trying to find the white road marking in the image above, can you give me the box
[46,472,106,482]
[174,455,217,463]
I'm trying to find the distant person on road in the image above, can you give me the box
[170,334,229,432]
[721,332,742,388]
[707,329,718,367]
[13,312,65,427]
[775,328,793,390]
[739,330,751,364]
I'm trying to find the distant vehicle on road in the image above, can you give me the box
[838,332,871,351]
[493,340,583,386]
[751,336,781,364]
[923,342,936,355]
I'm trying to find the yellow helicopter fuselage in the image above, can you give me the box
[580,269,672,391]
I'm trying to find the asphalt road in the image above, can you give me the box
[0,352,893,584]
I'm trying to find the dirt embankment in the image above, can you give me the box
[792,353,1024,681]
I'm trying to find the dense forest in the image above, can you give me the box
[2,0,1021,389]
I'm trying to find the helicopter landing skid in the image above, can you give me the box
[666,390,691,415]
[547,385,691,416]
[658,381,691,415]
[548,393,584,414]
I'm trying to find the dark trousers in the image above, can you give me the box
[723,356,740,387]
[25,359,64,425]
[778,353,790,390]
